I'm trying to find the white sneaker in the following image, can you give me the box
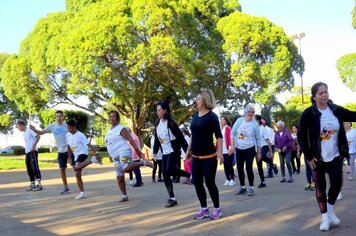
[328,213,340,226]
[75,192,87,200]
[129,180,134,185]
[228,180,236,186]
[223,180,230,186]
[337,192,343,201]
[319,217,330,231]
[349,176,353,181]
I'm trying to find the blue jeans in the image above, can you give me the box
[133,159,142,184]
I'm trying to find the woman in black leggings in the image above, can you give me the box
[153,101,190,208]
[299,82,356,231]
[187,88,223,220]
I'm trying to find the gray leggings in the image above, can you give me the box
[279,151,293,178]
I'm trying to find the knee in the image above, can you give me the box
[75,170,82,178]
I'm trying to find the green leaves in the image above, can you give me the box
[217,12,301,104]
[336,53,356,91]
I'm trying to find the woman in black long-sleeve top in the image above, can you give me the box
[298,82,356,231]
[187,88,223,220]
[153,101,190,208]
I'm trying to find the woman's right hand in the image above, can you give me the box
[228,147,235,155]
[308,157,317,170]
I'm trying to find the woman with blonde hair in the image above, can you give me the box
[187,88,223,220]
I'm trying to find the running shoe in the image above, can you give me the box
[194,208,210,219]
[119,196,129,202]
[33,184,43,191]
[143,160,154,168]
[75,192,87,200]
[287,177,294,183]
[228,180,236,187]
[349,176,353,181]
[210,208,222,220]
[280,178,286,183]
[310,182,315,191]
[165,199,178,208]
[157,178,163,182]
[60,186,70,194]
[223,180,230,186]
[247,187,254,196]
[258,183,266,188]
[319,217,330,231]
[304,183,311,191]
[336,192,343,201]
[26,183,36,191]
[132,182,144,187]
[328,212,340,226]
[235,187,247,195]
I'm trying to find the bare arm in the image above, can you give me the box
[31,135,40,151]
[121,128,143,158]
[29,125,48,135]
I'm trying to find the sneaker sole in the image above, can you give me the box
[194,214,210,219]
[211,214,222,220]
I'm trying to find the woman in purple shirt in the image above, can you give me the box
[275,120,294,183]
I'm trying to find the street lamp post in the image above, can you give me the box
[290,32,305,103]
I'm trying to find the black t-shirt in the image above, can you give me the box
[190,111,222,156]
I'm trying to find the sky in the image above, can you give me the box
[1,0,356,147]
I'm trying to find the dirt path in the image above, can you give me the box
[0,162,355,236]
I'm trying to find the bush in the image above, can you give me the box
[13,147,25,155]
[38,147,50,153]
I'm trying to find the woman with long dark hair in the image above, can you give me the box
[299,82,356,231]
[153,101,191,207]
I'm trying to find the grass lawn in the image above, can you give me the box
[0,152,110,170]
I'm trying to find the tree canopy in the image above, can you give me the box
[336,53,356,91]
[1,0,301,136]
[0,53,24,134]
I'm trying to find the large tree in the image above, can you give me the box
[0,53,24,134]
[1,0,301,136]
[336,53,356,91]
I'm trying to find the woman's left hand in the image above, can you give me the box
[217,152,223,165]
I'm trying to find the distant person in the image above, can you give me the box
[128,128,144,187]
[151,133,163,183]
[16,120,42,191]
[298,82,356,231]
[220,116,235,187]
[180,127,192,185]
[66,119,102,200]
[30,110,73,194]
[291,125,301,174]
[344,122,356,181]
[275,120,294,183]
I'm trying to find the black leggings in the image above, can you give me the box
[291,151,301,172]
[223,154,235,181]
[312,156,343,214]
[257,146,274,183]
[162,151,190,198]
[152,159,162,180]
[25,151,41,182]
[192,156,219,208]
[236,147,256,187]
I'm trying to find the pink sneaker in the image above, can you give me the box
[194,208,210,219]
[210,208,222,220]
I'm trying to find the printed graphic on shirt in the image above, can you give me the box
[320,126,337,141]
[238,131,248,140]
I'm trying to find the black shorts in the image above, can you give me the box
[58,152,74,169]
[75,154,89,163]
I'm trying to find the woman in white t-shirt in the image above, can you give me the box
[344,122,356,180]
[105,111,154,202]
[229,104,261,197]
[299,82,356,231]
